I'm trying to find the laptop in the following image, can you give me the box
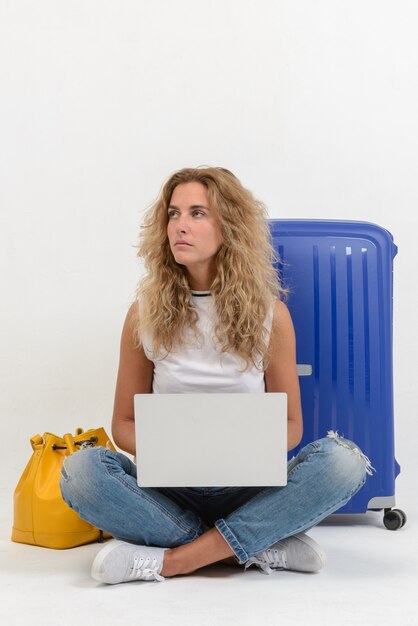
[134,392,288,487]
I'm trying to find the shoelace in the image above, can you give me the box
[245,548,288,575]
[129,555,165,582]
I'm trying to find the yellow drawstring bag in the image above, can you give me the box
[12,427,115,549]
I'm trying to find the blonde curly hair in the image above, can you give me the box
[134,167,286,370]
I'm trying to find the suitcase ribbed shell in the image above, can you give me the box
[269,219,400,513]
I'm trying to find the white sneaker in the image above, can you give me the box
[91,540,168,584]
[245,533,326,574]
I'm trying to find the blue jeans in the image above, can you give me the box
[60,433,369,564]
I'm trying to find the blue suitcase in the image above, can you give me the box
[269,219,405,529]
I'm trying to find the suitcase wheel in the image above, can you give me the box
[383,508,407,530]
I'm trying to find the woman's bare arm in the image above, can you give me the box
[112,303,154,455]
[264,299,303,452]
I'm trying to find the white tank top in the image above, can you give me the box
[141,291,273,393]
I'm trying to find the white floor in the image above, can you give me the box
[1,468,416,626]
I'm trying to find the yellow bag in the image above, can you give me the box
[12,427,116,549]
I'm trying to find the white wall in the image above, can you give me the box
[1,1,417,480]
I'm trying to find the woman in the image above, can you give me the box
[60,167,371,584]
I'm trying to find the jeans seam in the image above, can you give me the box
[215,519,249,564]
[277,473,367,542]
[99,448,202,541]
